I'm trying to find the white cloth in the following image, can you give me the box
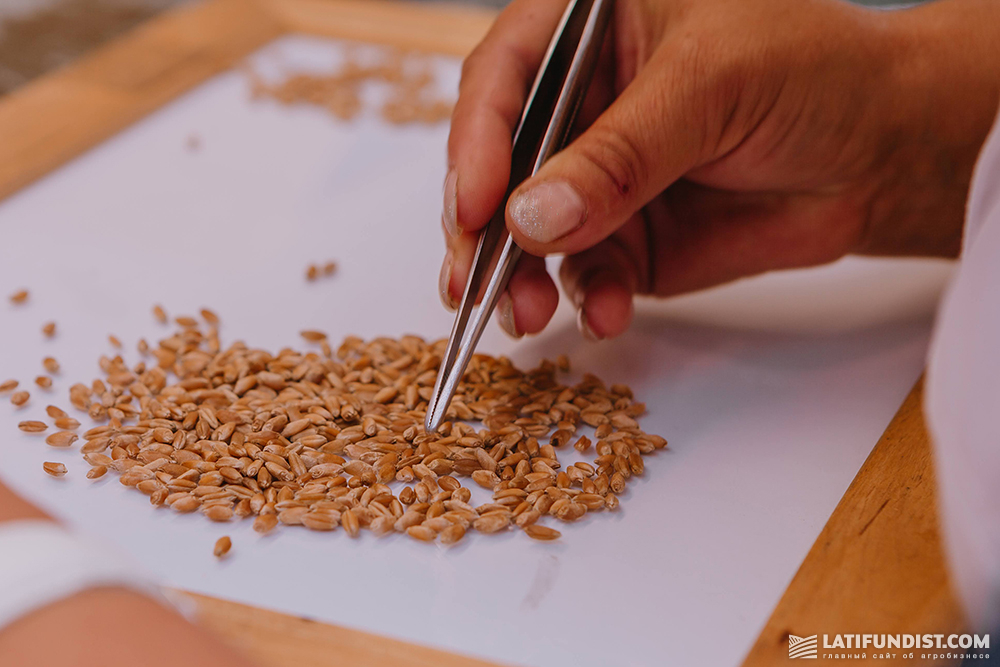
[0,520,160,631]
[926,110,1000,631]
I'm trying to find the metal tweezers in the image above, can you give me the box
[425,0,615,433]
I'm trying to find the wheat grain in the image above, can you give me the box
[555,501,587,522]
[439,523,465,545]
[9,289,28,304]
[54,417,80,430]
[515,509,541,528]
[10,391,29,406]
[524,525,561,541]
[172,495,200,513]
[253,513,278,534]
[45,431,77,447]
[213,536,232,558]
[473,512,510,534]
[0,380,17,393]
[43,462,67,477]
[406,525,436,542]
[204,505,233,522]
[342,508,360,538]
[42,322,56,337]
[300,330,327,342]
[471,469,500,490]
[18,420,47,433]
[302,511,339,531]
[35,376,52,389]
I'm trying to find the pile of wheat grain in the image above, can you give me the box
[8,304,666,546]
[247,49,453,125]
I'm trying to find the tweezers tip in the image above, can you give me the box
[424,398,445,434]
[423,413,438,434]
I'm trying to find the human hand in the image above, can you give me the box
[440,0,1000,339]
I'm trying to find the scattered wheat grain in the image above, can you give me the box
[213,536,232,558]
[524,525,561,541]
[54,417,80,430]
[18,420,47,433]
[45,431,77,447]
[43,462,67,477]
[300,330,327,342]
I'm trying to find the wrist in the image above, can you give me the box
[859,0,1000,257]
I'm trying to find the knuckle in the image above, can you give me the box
[459,46,487,90]
[573,126,648,204]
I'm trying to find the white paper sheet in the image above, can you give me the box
[0,35,954,666]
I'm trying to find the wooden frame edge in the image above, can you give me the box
[175,590,507,667]
[0,0,277,203]
[741,378,966,666]
[255,0,495,55]
[0,0,494,205]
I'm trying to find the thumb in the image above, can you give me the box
[505,50,712,256]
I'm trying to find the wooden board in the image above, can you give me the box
[0,1,964,665]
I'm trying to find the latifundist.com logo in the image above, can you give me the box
[787,633,990,660]
[788,635,818,659]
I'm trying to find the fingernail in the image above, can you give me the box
[442,169,459,238]
[509,181,586,244]
[439,250,457,311]
[571,272,592,309]
[577,307,602,341]
[496,292,522,339]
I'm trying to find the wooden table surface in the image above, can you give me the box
[0,0,966,664]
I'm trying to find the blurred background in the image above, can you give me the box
[0,0,907,97]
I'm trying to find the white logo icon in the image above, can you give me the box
[788,634,818,659]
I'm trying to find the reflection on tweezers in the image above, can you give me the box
[425,0,615,433]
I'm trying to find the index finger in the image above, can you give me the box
[447,0,571,233]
